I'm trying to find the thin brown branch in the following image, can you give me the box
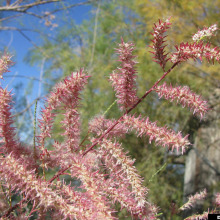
[0,14,21,22]
[0,0,61,12]
[12,96,43,117]
[192,146,220,176]
[0,0,95,13]
[4,75,51,85]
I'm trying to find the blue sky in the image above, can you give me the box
[1,2,92,92]
[1,1,92,92]
[0,1,93,141]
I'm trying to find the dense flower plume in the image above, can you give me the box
[38,70,89,155]
[89,115,127,138]
[0,53,14,79]
[184,212,209,220]
[0,19,219,219]
[180,189,207,210]
[109,38,138,111]
[0,154,99,219]
[123,115,190,154]
[192,24,218,42]
[149,18,171,70]
[154,82,209,119]
[216,193,220,206]
[170,41,220,64]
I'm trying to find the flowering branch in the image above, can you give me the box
[154,82,209,119]
[110,38,138,111]
[83,61,179,156]
[180,189,207,211]
[1,18,219,219]
[149,18,171,71]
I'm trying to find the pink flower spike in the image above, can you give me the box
[149,17,172,70]
[215,193,220,206]
[154,82,209,119]
[170,41,220,64]
[180,189,207,211]
[192,24,218,42]
[89,115,127,138]
[0,52,14,79]
[123,115,190,154]
[109,38,138,111]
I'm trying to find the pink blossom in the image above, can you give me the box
[192,24,218,42]
[170,42,220,64]
[154,82,209,119]
[123,115,190,154]
[184,212,209,220]
[69,156,115,219]
[89,115,127,138]
[149,18,171,70]
[38,69,89,154]
[215,193,220,206]
[0,53,14,79]
[109,38,138,111]
[86,139,157,219]
[0,154,99,219]
[180,189,207,210]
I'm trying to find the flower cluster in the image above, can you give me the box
[180,189,207,211]
[123,115,190,154]
[192,24,218,42]
[0,53,14,79]
[0,19,219,219]
[89,115,127,138]
[184,212,209,220]
[170,41,220,64]
[216,193,220,206]
[109,38,138,111]
[38,70,89,155]
[149,18,171,70]
[154,82,209,119]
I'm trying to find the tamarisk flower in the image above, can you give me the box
[56,181,111,220]
[123,115,190,154]
[0,53,14,79]
[89,115,127,138]
[38,70,89,155]
[170,42,220,64]
[192,24,218,42]
[101,140,147,206]
[149,18,171,70]
[88,138,156,219]
[180,189,207,211]
[0,154,96,219]
[69,156,115,219]
[0,88,16,154]
[0,86,42,171]
[184,212,209,220]
[154,82,209,119]
[109,38,138,111]
[215,193,220,206]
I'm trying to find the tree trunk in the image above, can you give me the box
[183,87,220,216]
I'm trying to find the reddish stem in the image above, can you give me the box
[82,61,179,156]
[48,164,72,183]
[46,62,179,184]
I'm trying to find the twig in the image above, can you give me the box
[82,61,180,156]
[12,96,43,117]
[89,0,100,68]
[4,75,50,85]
